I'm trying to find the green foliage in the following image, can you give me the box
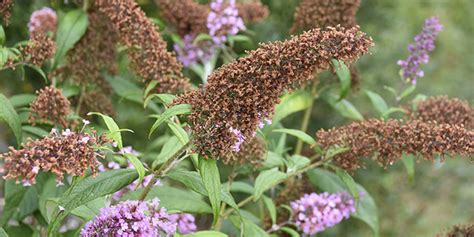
[0,93,22,146]
[199,159,222,224]
[53,10,88,68]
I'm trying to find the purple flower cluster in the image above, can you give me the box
[229,127,245,152]
[81,199,177,237]
[397,16,443,84]
[207,0,245,44]
[28,7,57,36]
[174,34,216,66]
[169,213,197,234]
[290,192,356,235]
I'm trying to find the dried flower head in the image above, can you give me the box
[55,10,118,94]
[411,96,473,129]
[291,192,356,235]
[207,0,246,44]
[438,223,474,237]
[96,0,190,94]
[81,199,177,237]
[157,0,210,37]
[0,0,13,25]
[222,137,267,165]
[316,119,474,170]
[1,129,110,186]
[169,213,197,234]
[175,26,373,159]
[29,86,71,127]
[291,0,360,33]
[398,16,443,84]
[78,90,115,117]
[21,34,56,66]
[28,7,57,37]
[236,1,269,23]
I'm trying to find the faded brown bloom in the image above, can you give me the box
[78,90,115,117]
[316,119,474,170]
[175,26,373,159]
[29,86,71,127]
[21,34,56,66]
[96,0,190,94]
[157,0,268,37]
[0,0,12,25]
[291,0,360,33]
[55,10,118,94]
[222,137,267,165]
[437,223,474,237]
[1,129,110,185]
[411,96,473,129]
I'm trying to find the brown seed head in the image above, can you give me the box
[79,90,115,117]
[29,86,71,128]
[0,129,111,185]
[222,137,267,165]
[316,119,474,170]
[175,26,373,159]
[96,0,191,94]
[237,1,269,24]
[0,0,13,25]
[291,0,360,33]
[438,223,474,237]
[21,34,56,66]
[411,96,473,129]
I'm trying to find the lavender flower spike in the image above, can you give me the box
[397,16,443,84]
[28,7,57,37]
[174,34,216,66]
[169,213,197,234]
[291,192,356,235]
[207,0,245,45]
[81,199,177,237]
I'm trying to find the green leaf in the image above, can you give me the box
[199,159,222,224]
[381,107,407,119]
[230,181,254,194]
[9,94,35,108]
[54,9,88,67]
[336,168,359,202]
[262,196,276,225]
[167,121,189,145]
[183,231,228,237]
[398,85,416,101]
[280,227,299,237]
[70,197,106,220]
[18,187,39,219]
[332,59,351,100]
[0,25,5,45]
[123,153,146,190]
[123,186,212,213]
[88,112,125,149]
[22,126,49,138]
[0,93,22,146]
[144,93,176,108]
[307,168,379,236]
[333,99,364,121]
[261,151,284,169]
[149,104,192,137]
[254,168,287,201]
[106,75,143,104]
[0,227,8,237]
[287,155,310,173]
[401,154,415,184]
[153,137,184,168]
[27,64,48,82]
[365,90,388,115]
[1,181,27,226]
[242,218,270,237]
[272,91,312,124]
[273,128,316,146]
[144,80,159,98]
[193,33,213,44]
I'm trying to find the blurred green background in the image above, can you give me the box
[0,0,473,236]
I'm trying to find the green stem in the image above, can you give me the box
[295,78,319,155]
[139,142,191,201]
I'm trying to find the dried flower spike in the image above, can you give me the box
[222,137,267,165]
[1,129,110,186]
[437,223,474,237]
[81,199,177,236]
[411,96,473,129]
[29,86,71,127]
[291,0,361,33]
[28,7,57,37]
[157,0,210,37]
[0,0,13,25]
[21,34,56,66]
[96,0,190,94]
[398,17,443,84]
[175,26,373,160]
[236,1,269,23]
[316,119,474,170]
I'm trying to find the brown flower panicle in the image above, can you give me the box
[411,96,473,129]
[316,119,474,170]
[0,0,13,25]
[22,34,56,66]
[79,90,116,117]
[1,129,111,185]
[175,26,373,159]
[438,223,474,237]
[291,0,360,33]
[29,86,71,127]
[157,0,268,37]
[96,0,190,94]
[222,137,267,165]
